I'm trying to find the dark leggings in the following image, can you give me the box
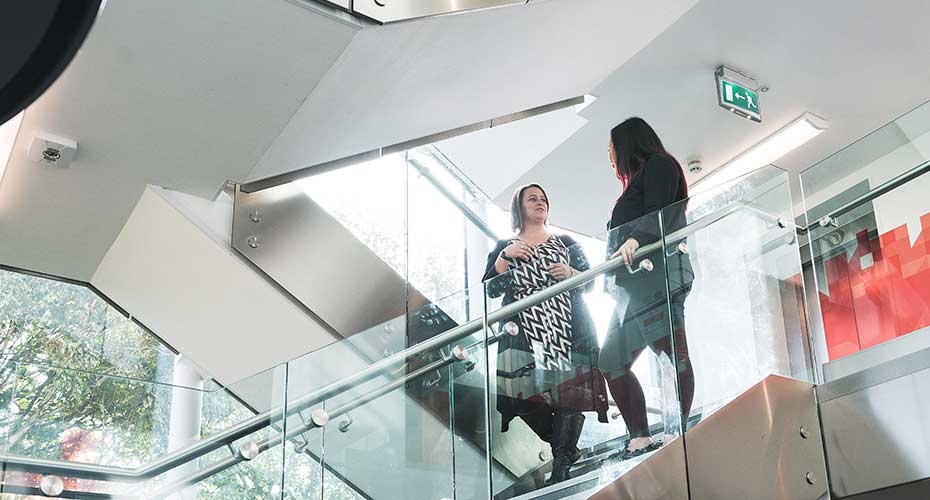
[604,328,694,439]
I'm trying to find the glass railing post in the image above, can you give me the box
[664,165,815,497]
[658,202,693,499]
[482,282,495,500]
[0,360,19,496]
[446,286,491,500]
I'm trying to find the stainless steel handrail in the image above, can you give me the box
[0,198,780,493]
[144,355,468,499]
[800,159,930,234]
[238,96,583,193]
[148,198,790,497]
[408,156,500,240]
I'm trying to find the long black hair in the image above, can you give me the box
[609,117,688,197]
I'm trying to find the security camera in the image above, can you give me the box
[28,132,77,168]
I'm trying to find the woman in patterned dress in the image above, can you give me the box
[483,184,608,485]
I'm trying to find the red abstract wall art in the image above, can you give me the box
[820,213,930,360]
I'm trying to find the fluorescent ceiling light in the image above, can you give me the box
[695,113,828,192]
[0,112,24,186]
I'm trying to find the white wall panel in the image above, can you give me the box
[92,187,337,384]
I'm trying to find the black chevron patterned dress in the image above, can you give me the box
[509,236,574,371]
[484,234,610,435]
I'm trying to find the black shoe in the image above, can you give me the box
[619,440,661,460]
[547,452,580,485]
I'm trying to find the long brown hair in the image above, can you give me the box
[509,183,549,232]
[610,117,688,196]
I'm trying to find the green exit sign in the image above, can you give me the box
[716,66,762,122]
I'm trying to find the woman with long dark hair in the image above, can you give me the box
[600,117,695,458]
[483,184,608,485]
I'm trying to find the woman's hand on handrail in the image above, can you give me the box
[611,237,640,265]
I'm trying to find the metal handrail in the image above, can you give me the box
[408,156,500,240]
[799,159,930,234]
[0,198,781,496]
[146,199,779,498]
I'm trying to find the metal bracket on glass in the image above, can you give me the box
[293,434,309,454]
[451,344,468,361]
[818,215,838,228]
[338,413,354,433]
[310,408,330,427]
[40,475,64,497]
[502,321,519,337]
[238,441,260,461]
[422,370,443,389]
[625,258,654,274]
[438,344,468,364]
[297,408,328,431]
[297,409,311,428]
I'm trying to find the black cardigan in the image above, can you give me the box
[607,154,690,288]
[607,154,688,251]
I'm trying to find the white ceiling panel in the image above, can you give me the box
[502,0,930,235]
[246,0,699,182]
[434,105,588,200]
[0,0,358,279]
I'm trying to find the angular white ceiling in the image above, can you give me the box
[501,0,930,235]
[0,0,696,282]
[246,0,700,181]
[0,0,357,279]
[433,104,589,201]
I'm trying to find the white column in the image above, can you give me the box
[166,355,205,500]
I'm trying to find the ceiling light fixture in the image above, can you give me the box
[0,112,25,186]
[694,113,828,193]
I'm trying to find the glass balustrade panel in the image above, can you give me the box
[285,288,487,500]
[482,212,688,499]
[800,100,930,372]
[662,166,813,426]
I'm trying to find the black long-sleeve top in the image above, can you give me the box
[606,154,689,290]
[607,154,688,254]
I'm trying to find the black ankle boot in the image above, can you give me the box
[547,412,585,486]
